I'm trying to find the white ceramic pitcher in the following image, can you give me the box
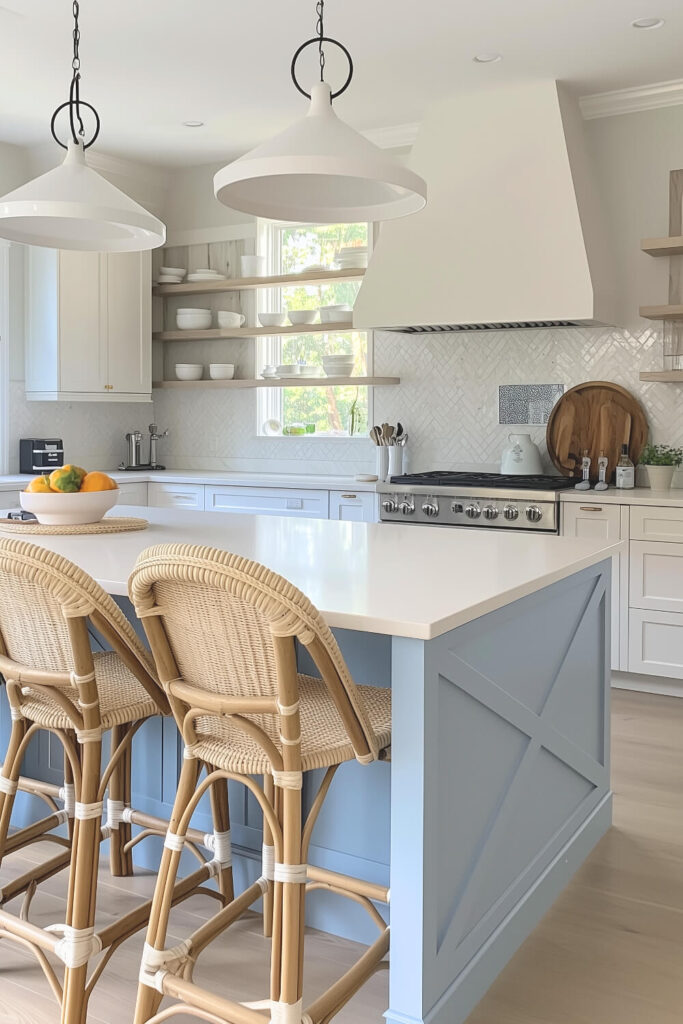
[500,433,543,475]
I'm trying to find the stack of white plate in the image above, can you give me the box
[158,266,186,284]
[176,308,212,330]
[334,246,369,269]
[298,365,322,377]
[187,269,228,283]
[322,354,356,377]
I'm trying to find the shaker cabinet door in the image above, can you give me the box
[58,251,107,393]
[106,252,152,396]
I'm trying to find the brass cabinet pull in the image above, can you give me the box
[341,493,357,499]
[104,384,113,390]
[579,506,604,512]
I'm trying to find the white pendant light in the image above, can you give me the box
[0,2,165,252]
[214,2,426,223]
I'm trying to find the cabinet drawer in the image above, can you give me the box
[630,541,683,612]
[148,482,205,510]
[630,504,683,543]
[561,502,621,538]
[205,485,328,519]
[329,490,377,522]
[629,608,683,679]
[116,481,148,507]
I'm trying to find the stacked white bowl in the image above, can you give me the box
[322,353,356,377]
[176,308,212,330]
[319,304,353,325]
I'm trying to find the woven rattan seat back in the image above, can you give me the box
[129,542,381,763]
[0,536,157,681]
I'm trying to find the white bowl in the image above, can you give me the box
[319,305,353,324]
[217,311,246,328]
[276,364,300,377]
[241,255,266,278]
[160,266,186,277]
[209,363,235,380]
[259,312,287,328]
[177,308,210,314]
[322,358,355,377]
[288,310,318,325]
[175,363,203,381]
[157,275,183,284]
[176,312,212,330]
[20,489,119,525]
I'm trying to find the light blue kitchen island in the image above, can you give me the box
[1,507,621,1024]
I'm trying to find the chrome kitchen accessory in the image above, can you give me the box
[122,430,143,471]
[19,438,63,475]
[380,470,575,533]
[148,424,168,470]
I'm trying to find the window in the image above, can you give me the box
[257,222,371,437]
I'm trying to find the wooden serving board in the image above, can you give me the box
[546,381,648,481]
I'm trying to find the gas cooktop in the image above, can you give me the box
[391,471,575,491]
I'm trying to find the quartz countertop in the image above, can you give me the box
[560,486,683,507]
[8,505,623,640]
[0,470,379,492]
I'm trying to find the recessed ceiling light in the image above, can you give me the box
[631,17,665,28]
[473,53,502,63]
[182,120,204,128]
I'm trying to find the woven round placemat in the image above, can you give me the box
[0,517,149,536]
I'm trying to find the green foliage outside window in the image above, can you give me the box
[277,223,369,436]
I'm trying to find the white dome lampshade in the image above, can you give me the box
[0,140,166,251]
[214,82,427,223]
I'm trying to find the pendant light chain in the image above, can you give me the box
[316,0,325,81]
[290,0,353,100]
[50,0,100,150]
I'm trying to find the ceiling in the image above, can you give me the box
[0,0,682,168]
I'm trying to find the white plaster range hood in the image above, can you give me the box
[354,81,615,333]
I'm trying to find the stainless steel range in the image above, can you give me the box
[379,472,576,533]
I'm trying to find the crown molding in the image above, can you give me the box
[362,122,419,149]
[580,78,683,120]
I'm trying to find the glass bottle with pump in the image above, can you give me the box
[615,443,635,489]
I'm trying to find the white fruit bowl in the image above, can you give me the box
[20,489,119,525]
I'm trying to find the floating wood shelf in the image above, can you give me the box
[153,322,357,341]
[152,376,400,390]
[153,267,365,297]
[639,305,683,321]
[639,370,683,382]
[641,236,683,257]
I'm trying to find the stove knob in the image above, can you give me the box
[503,504,519,521]
[526,505,543,523]
[399,500,415,516]
[465,504,481,519]
[382,498,398,514]
[422,501,439,518]
[482,505,499,520]
[451,502,464,514]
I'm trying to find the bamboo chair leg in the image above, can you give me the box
[0,718,26,866]
[60,735,102,1024]
[262,773,274,938]
[63,743,75,844]
[277,785,305,1011]
[109,723,134,877]
[134,755,201,1024]
[209,775,234,903]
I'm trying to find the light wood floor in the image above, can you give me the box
[0,690,681,1023]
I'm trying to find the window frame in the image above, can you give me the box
[255,219,374,439]
[0,242,10,475]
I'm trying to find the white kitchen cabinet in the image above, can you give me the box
[629,608,683,679]
[630,541,683,613]
[630,505,683,543]
[148,482,204,510]
[329,490,377,522]
[205,485,328,519]
[0,491,21,511]
[561,501,628,670]
[116,481,148,506]
[26,248,151,402]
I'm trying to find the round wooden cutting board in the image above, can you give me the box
[546,381,648,481]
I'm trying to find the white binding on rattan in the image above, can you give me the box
[182,746,194,760]
[74,800,103,822]
[262,844,275,881]
[139,939,192,992]
[59,783,76,817]
[277,700,300,717]
[164,829,186,852]
[70,670,96,686]
[9,706,23,721]
[0,775,17,796]
[256,875,269,894]
[243,997,313,1024]
[272,770,303,791]
[106,799,133,831]
[46,924,103,968]
[273,862,308,885]
[279,733,301,747]
[75,727,102,744]
[55,809,70,826]
[203,829,232,867]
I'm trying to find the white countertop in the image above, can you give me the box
[6,505,623,640]
[0,470,379,493]
[560,486,683,507]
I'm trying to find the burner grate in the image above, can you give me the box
[391,471,575,491]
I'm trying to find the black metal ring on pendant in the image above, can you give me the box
[290,36,354,100]
[50,98,100,150]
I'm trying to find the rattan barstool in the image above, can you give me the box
[0,538,234,1024]
[129,542,392,1024]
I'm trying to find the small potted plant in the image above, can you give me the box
[639,442,683,490]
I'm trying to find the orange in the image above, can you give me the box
[49,465,87,493]
[25,475,52,493]
[80,471,118,492]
